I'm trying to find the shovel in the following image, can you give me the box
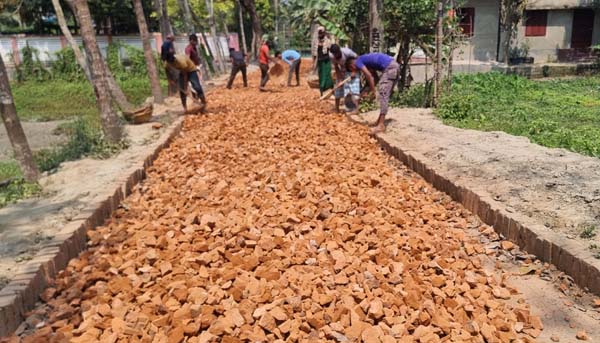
[320,76,352,100]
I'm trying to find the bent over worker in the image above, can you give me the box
[167,53,207,112]
[329,44,359,114]
[348,53,399,134]
[276,49,301,87]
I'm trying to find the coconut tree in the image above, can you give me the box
[0,55,39,182]
[132,0,163,103]
[65,0,122,143]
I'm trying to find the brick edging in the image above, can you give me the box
[349,115,600,296]
[0,117,185,336]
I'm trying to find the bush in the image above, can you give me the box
[0,178,41,208]
[436,72,600,158]
[34,118,127,172]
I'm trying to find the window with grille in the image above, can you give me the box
[457,8,475,37]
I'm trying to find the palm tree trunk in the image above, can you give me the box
[133,0,163,103]
[368,0,384,52]
[237,0,247,54]
[205,0,226,74]
[177,0,195,33]
[0,55,39,182]
[67,0,132,111]
[154,0,173,37]
[433,0,444,107]
[66,0,123,144]
[241,0,262,60]
[51,0,92,82]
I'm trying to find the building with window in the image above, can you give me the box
[454,0,600,63]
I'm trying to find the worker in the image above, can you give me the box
[160,35,177,96]
[329,44,359,114]
[185,34,201,68]
[227,47,248,89]
[347,53,399,134]
[259,35,276,91]
[312,26,333,95]
[166,51,207,113]
[275,49,301,87]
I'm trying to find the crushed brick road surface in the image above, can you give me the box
[4,71,544,343]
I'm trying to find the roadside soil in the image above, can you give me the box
[353,108,600,260]
[3,67,599,342]
[0,121,67,161]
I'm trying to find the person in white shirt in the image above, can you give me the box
[330,44,360,114]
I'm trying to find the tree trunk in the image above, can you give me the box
[237,0,248,54]
[241,0,262,60]
[177,0,195,33]
[433,0,444,107]
[68,0,132,111]
[397,38,411,92]
[503,27,511,64]
[0,55,39,182]
[133,0,163,103]
[51,0,92,82]
[368,0,384,52]
[154,0,173,37]
[205,0,226,74]
[66,0,123,144]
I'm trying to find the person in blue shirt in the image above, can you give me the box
[347,53,399,134]
[275,50,301,87]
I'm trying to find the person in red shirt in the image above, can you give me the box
[185,34,201,67]
[259,34,275,91]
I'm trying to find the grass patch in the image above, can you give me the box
[580,225,598,239]
[11,77,166,122]
[437,72,600,158]
[0,161,41,208]
[34,117,128,172]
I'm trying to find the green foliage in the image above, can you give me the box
[12,77,165,122]
[391,83,432,108]
[0,161,41,208]
[34,117,127,172]
[328,0,369,51]
[0,161,21,182]
[580,225,597,239]
[52,47,87,81]
[438,72,600,158]
[0,178,42,208]
[14,44,52,82]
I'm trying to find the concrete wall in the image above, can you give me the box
[456,1,600,63]
[513,10,573,63]
[454,0,501,62]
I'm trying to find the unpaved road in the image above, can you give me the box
[3,70,600,342]
[0,121,67,161]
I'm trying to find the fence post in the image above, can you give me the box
[11,36,20,65]
[60,36,67,48]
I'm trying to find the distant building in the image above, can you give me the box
[455,0,600,63]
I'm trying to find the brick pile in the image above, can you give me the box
[4,77,542,342]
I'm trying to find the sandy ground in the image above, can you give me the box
[0,121,67,161]
[354,108,600,258]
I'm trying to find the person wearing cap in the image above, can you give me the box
[259,34,276,91]
[347,53,399,134]
[329,44,359,113]
[167,52,207,113]
[275,49,301,87]
[160,35,178,96]
[312,26,334,95]
[227,47,249,89]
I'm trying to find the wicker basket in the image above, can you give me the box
[307,77,319,89]
[124,103,153,124]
